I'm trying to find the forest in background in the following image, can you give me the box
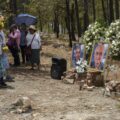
[0,0,120,47]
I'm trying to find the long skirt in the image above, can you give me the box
[31,49,40,64]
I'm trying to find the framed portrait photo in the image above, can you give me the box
[72,43,85,67]
[89,43,109,71]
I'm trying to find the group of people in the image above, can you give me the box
[0,15,41,87]
[7,24,41,70]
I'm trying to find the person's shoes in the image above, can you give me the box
[6,75,15,82]
[3,75,15,82]
[0,82,8,88]
[6,79,14,82]
[5,78,15,82]
[6,75,15,79]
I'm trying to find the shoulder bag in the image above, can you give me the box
[26,34,35,55]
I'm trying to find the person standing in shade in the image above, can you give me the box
[20,23,28,64]
[8,24,21,66]
[26,25,41,70]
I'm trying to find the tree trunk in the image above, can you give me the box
[101,0,107,22]
[38,9,43,32]
[115,0,119,19]
[83,0,89,31]
[9,0,17,25]
[9,0,12,11]
[106,0,109,24]
[74,0,82,38]
[65,0,72,47]
[92,0,96,22]
[109,0,114,24]
[9,0,16,14]
[70,3,76,41]
[39,19,43,32]
[54,11,59,38]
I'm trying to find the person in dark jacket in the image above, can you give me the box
[20,23,28,64]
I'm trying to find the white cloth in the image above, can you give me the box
[26,32,41,49]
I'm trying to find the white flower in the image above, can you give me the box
[76,60,88,73]
[112,40,116,45]
[88,42,92,46]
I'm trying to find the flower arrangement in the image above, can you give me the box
[82,20,120,59]
[82,22,106,53]
[105,19,120,58]
[76,59,88,73]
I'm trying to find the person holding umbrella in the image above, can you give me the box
[20,23,28,64]
[26,25,41,70]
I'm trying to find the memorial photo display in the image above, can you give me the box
[89,43,109,71]
[72,43,85,67]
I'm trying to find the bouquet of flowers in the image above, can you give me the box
[105,19,120,59]
[82,22,106,53]
[76,59,88,73]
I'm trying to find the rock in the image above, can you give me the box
[32,113,40,117]
[87,86,94,91]
[16,108,23,114]
[82,84,88,89]
[60,116,65,119]
[63,78,74,84]
[79,80,85,90]
[85,116,101,120]
[11,96,33,113]
[104,80,120,97]
[118,98,120,101]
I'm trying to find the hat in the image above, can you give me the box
[29,25,36,31]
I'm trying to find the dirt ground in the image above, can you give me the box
[0,35,120,120]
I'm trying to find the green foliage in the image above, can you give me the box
[82,21,106,53]
[105,19,120,59]
[82,19,120,60]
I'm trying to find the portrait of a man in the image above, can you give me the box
[90,43,109,70]
[72,43,85,67]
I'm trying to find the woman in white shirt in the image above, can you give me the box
[26,25,41,70]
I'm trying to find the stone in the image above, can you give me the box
[63,78,74,84]
[87,86,94,91]
[11,96,33,113]
[32,113,40,117]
